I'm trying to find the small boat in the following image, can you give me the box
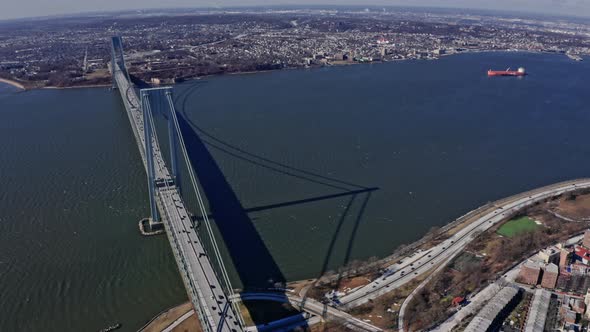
[99,323,121,332]
[567,53,583,61]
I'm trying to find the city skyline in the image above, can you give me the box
[2,0,590,20]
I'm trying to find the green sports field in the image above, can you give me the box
[497,216,539,237]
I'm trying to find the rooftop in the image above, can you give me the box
[524,289,551,332]
[464,286,520,332]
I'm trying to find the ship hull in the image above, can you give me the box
[487,70,525,77]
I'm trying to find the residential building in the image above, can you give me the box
[519,260,543,285]
[541,263,559,289]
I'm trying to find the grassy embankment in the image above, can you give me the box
[403,191,590,331]
[497,216,539,237]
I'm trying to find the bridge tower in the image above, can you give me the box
[140,87,182,225]
[110,36,131,89]
[110,40,116,89]
[141,88,181,180]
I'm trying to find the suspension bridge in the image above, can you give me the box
[111,36,244,332]
[110,36,386,332]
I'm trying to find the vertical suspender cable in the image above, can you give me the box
[144,89,244,329]
[165,93,245,327]
[144,99,216,332]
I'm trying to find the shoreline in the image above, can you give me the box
[285,178,590,293]
[2,50,584,92]
[168,49,585,88]
[150,49,584,83]
[137,302,197,332]
[42,84,112,90]
[0,78,26,90]
[139,179,590,330]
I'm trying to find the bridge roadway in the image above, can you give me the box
[339,179,590,310]
[113,65,243,332]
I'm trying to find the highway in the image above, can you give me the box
[339,179,590,310]
[162,309,195,332]
[113,60,243,332]
[237,292,383,332]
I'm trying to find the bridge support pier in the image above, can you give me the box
[141,91,160,223]
[138,217,164,236]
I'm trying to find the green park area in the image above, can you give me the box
[497,216,539,237]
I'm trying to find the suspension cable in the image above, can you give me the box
[142,89,244,327]
[164,92,244,326]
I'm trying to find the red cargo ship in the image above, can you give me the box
[487,67,526,77]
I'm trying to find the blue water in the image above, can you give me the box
[175,51,590,284]
[0,51,589,331]
[0,86,185,331]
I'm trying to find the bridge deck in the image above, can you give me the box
[113,64,242,332]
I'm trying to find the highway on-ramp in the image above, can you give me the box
[237,292,383,332]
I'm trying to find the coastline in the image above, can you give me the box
[42,84,112,90]
[178,49,583,86]
[292,178,590,295]
[0,78,26,90]
[138,179,590,330]
[144,49,586,86]
[2,50,584,92]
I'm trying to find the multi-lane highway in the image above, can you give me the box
[339,179,590,310]
[237,292,383,332]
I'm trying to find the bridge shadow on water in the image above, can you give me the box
[177,111,285,288]
[172,81,378,329]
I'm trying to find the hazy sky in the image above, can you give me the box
[2,0,590,20]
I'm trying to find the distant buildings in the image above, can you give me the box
[464,286,521,332]
[560,248,571,269]
[2,8,590,88]
[541,263,559,289]
[517,234,590,290]
[558,293,586,330]
[518,259,558,289]
[376,37,390,45]
[584,290,590,319]
[515,230,590,330]
[538,245,561,264]
[575,246,590,265]
[519,260,544,286]
[583,230,590,249]
[524,289,551,332]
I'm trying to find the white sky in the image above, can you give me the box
[1,0,589,20]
